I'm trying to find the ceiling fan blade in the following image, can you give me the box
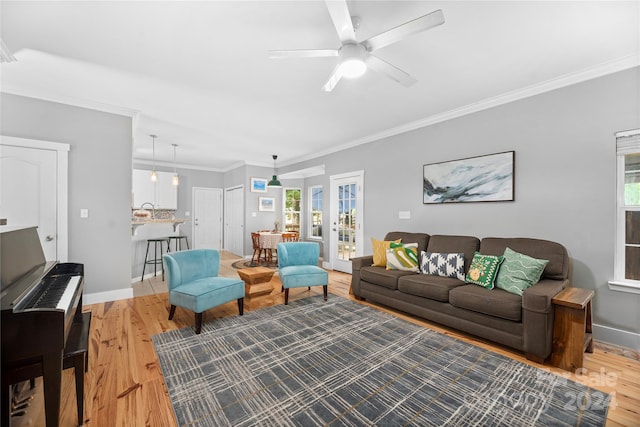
[367,55,418,87]
[325,0,356,43]
[268,49,339,59]
[322,64,343,92]
[364,9,444,52]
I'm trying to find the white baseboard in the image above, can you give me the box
[131,271,161,284]
[592,323,640,351]
[84,287,134,305]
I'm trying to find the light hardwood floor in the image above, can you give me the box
[11,252,640,426]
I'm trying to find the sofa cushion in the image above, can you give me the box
[426,235,480,272]
[465,252,504,289]
[449,285,522,321]
[386,242,419,272]
[384,232,430,255]
[495,247,549,296]
[420,251,465,280]
[398,274,466,302]
[360,266,414,290]
[480,237,568,280]
[371,238,401,267]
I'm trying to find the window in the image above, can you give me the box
[308,186,323,239]
[611,129,640,293]
[284,188,301,233]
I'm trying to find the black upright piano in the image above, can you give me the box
[1,226,88,427]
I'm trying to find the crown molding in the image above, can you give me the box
[284,54,640,166]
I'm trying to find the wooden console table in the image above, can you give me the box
[237,267,275,298]
[551,287,594,371]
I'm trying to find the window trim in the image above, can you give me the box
[609,129,640,294]
[283,187,301,235]
[307,185,323,241]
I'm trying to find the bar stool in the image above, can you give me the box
[141,238,170,281]
[167,235,190,252]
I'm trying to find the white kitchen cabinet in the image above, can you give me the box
[132,169,177,209]
[156,172,177,209]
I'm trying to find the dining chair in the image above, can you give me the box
[251,232,268,265]
[281,232,298,242]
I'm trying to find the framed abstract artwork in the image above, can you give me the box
[423,151,515,204]
[251,177,268,193]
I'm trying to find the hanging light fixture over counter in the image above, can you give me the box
[172,144,179,186]
[268,154,282,188]
[150,134,158,182]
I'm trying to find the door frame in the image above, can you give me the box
[329,170,364,273]
[0,136,69,261]
[224,185,244,256]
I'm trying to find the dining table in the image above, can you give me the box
[258,232,283,262]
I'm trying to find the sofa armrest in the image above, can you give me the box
[522,279,566,313]
[522,279,568,361]
[351,255,374,297]
[352,255,374,271]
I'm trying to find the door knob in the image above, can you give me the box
[45,235,54,241]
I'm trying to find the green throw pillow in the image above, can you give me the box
[386,242,419,272]
[495,247,549,296]
[465,252,504,289]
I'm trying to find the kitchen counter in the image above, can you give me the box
[131,218,190,235]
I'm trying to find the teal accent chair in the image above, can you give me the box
[277,242,328,305]
[163,249,245,334]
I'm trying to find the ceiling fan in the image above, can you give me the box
[268,0,444,92]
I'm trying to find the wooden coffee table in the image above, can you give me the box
[237,267,275,298]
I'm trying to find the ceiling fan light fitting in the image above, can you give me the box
[339,58,367,78]
[338,43,367,79]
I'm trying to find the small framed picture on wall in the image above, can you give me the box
[259,197,275,212]
[251,177,268,193]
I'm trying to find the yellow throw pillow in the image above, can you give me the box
[371,238,401,267]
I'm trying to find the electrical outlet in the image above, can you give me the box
[80,208,89,218]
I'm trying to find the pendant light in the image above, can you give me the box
[171,144,179,186]
[268,154,282,188]
[150,134,158,182]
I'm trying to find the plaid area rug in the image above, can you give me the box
[152,296,610,426]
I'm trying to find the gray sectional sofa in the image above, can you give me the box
[351,232,570,362]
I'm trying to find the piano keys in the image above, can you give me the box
[1,226,87,427]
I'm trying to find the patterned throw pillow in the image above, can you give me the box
[386,242,419,272]
[371,238,401,267]
[495,247,549,296]
[465,252,504,289]
[420,252,465,281]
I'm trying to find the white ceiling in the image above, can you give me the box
[1,1,638,171]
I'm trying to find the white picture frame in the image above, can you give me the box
[259,196,275,212]
[251,177,268,193]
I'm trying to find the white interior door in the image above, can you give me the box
[1,143,60,261]
[330,171,364,273]
[192,187,222,249]
[224,186,244,256]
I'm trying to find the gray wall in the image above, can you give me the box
[284,67,640,348]
[2,66,638,349]
[2,93,132,295]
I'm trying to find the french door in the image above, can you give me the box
[329,171,364,273]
